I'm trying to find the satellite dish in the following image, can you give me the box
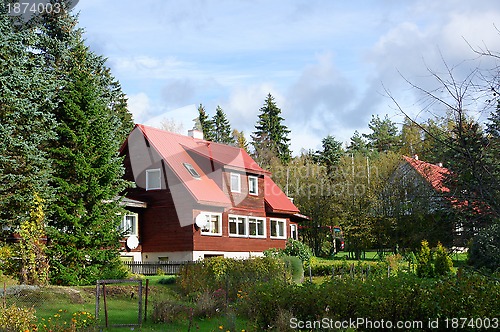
[195,214,208,229]
[126,235,139,250]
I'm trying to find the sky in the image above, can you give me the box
[75,0,500,154]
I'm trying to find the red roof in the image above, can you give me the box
[264,175,299,214]
[125,124,299,214]
[403,155,450,193]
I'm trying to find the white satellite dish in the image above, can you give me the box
[126,235,139,250]
[195,214,208,229]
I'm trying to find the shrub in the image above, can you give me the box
[151,300,191,323]
[158,276,176,285]
[434,242,453,276]
[281,256,303,283]
[283,239,313,265]
[468,222,500,272]
[416,240,434,277]
[0,304,37,332]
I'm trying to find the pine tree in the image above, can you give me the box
[39,11,131,285]
[251,93,292,165]
[212,106,235,145]
[346,130,369,155]
[0,5,56,233]
[363,114,400,153]
[233,129,250,153]
[197,104,215,141]
[314,135,343,174]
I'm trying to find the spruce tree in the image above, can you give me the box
[251,93,292,165]
[39,11,132,285]
[212,105,235,145]
[0,4,56,233]
[314,135,343,174]
[197,104,215,141]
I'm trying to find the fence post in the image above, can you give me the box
[309,265,312,283]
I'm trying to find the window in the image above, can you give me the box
[248,176,258,195]
[290,224,298,240]
[146,169,161,190]
[199,212,222,236]
[229,215,247,236]
[184,163,200,179]
[270,218,286,239]
[248,217,266,238]
[230,172,241,193]
[121,213,138,236]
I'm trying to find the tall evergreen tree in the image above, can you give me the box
[0,4,56,233]
[233,129,250,153]
[251,93,292,165]
[212,106,235,145]
[39,11,132,285]
[346,130,369,155]
[197,104,215,141]
[314,135,343,174]
[363,114,400,153]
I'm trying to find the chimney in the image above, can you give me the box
[188,128,204,139]
[413,154,419,160]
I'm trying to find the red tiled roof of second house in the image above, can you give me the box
[403,155,450,193]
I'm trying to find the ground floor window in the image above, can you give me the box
[121,213,138,236]
[290,223,298,240]
[199,212,222,236]
[270,218,286,239]
[228,214,266,238]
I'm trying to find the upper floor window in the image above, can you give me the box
[270,218,286,239]
[184,163,200,179]
[121,213,138,236]
[146,169,161,190]
[230,172,241,193]
[248,176,258,195]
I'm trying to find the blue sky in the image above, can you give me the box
[76,0,500,154]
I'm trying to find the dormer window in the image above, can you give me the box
[146,169,161,190]
[184,163,200,179]
[248,176,258,195]
[230,172,241,193]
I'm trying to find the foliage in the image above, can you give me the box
[212,105,235,145]
[177,257,288,301]
[0,304,37,332]
[468,221,500,272]
[282,238,313,265]
[38,12,130,285]
[251,93,292,166]
[313,135,343,174]
[416,240,434,278]
[196,103,215,141]
[38,309,96,332]
[363,114,400,153]
[239,271,500,330]
[232,129,250,153]
[416,240,453,278]
[0,2,56,235]
[18,193,49,285]
[280,256,304,283]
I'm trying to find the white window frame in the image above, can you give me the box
[230,172,241,193]
[248,217,266,238]
[228,214,248,237]
[248,175,258,195]
[270,218,287,239]
[290,223,298,240]
[121,213,138,236]
[146,168,161,191]
[199,212,222,236]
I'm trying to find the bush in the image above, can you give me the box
[468,222,500,272]
[0,304,37,332]
[434,242,453,276]
[283,239,313,265]
[416,240,453,277]
[281,256,303,283]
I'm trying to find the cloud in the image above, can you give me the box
[127,92,152,123]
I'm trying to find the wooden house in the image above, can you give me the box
[118,124,307,262]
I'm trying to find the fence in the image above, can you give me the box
[123,261,192,275]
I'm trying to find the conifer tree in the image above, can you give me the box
[39,11,132,285]
[212,106,235,145]
[0,4,56,232]
[233,129,250,153]
[197,104,215,141]
[251,93,292,165]
[363,114,400,153]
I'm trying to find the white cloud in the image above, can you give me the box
[127,92,152,123]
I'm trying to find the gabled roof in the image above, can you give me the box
[402,155,450,193]
[123,124,300,215]
[264,175,299,214]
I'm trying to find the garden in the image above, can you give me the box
[1,239,499,331]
